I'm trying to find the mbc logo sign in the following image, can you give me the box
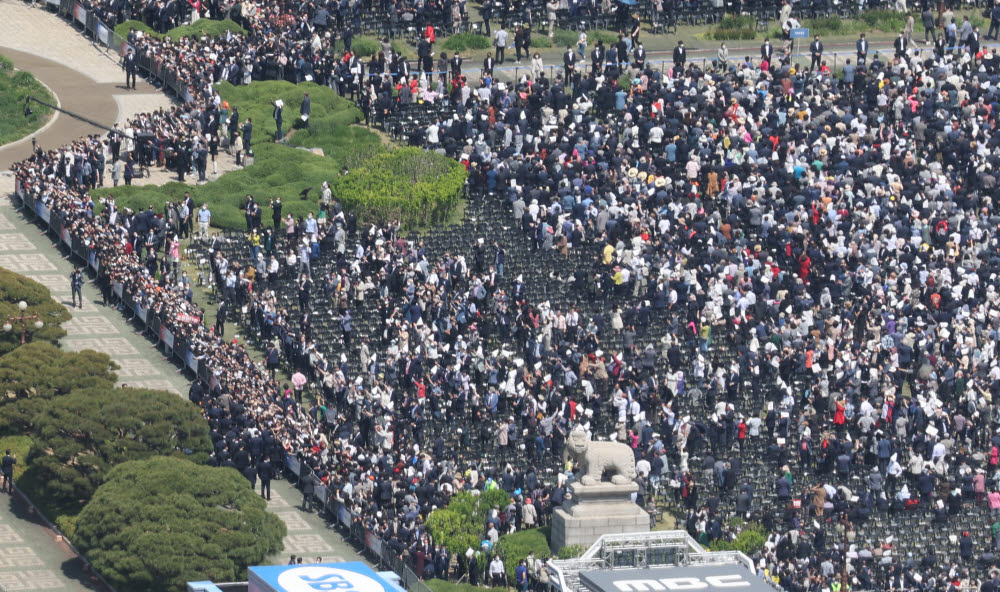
[613,575,751,591]
[277,567,387,592]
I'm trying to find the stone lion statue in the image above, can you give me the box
[567,429,638,486]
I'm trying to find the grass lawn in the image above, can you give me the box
[91,80,466,230]
[0,54,54,147]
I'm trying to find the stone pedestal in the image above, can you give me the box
[551,482,650,552]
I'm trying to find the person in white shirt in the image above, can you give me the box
[488,554,505,586]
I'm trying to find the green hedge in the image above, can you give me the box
[556,544,587,559]
[0,52,55,146]
[91,80,464,230]
[553,28,617,49]
[426,489,511,562]
[768,10,938,38]
[331,147,467,226]
[114,18,246,40]
[353,36,382,57]
[441,33,492,52]
[709,15,758,40]
[707,522,767,555]
[114,19,155,38]
[496,527,551,581]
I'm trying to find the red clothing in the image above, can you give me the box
[798,255,811,280]
[834,400,846,426]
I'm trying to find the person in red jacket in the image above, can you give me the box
[798,253,811,283]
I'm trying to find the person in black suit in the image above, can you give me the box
[258,459,273,500]
[931,34,945,57]
[633,42,646,70]
[856,33,868,65]
[893,32,908,59]
[242,117,252,148]
[299,92,310,129]
[301,471,315,511]
[672,40,686,70]
[483,52,494,76]
[1,451,15,494]
[591,41,605,74]
[809,35,823,71]
[761,38,773,63]
[242,464,258,488]
[272,99,284,140]
[968,26,981,58]
[450,52,463,79]
[123,48,137,89]
[563,45,577,83]
[215,299,228,336]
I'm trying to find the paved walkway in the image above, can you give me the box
[0,494,99,592]
[0,0,172,169]
[0,2,365,583]
[0,171,365,579]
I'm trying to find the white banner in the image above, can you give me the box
[97,23,110,45]
[73,3,87,25]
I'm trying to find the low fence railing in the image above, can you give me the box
[13,181,433,592]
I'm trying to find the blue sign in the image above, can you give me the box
[248,563,396,592]
[789,27,810,39]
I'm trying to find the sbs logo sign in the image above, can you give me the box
[277,567,386,592]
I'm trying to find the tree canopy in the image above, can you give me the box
[0,267,71,354]
[74,457,286,592]
[24,387,211,515]
[426,489,512,560]
[0,341,116,406]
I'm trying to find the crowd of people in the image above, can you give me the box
[16,0,1000,590]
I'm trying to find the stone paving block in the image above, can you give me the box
[0,548,44,568]
[0,234,34,251]
[63,337,138,356]
[122,379,181,394]
[63,316,119,336]
[0,254,55,272]
[0,526,24,545]
[112,358,162,377]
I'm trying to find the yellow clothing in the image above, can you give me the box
[602,244,615,265]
